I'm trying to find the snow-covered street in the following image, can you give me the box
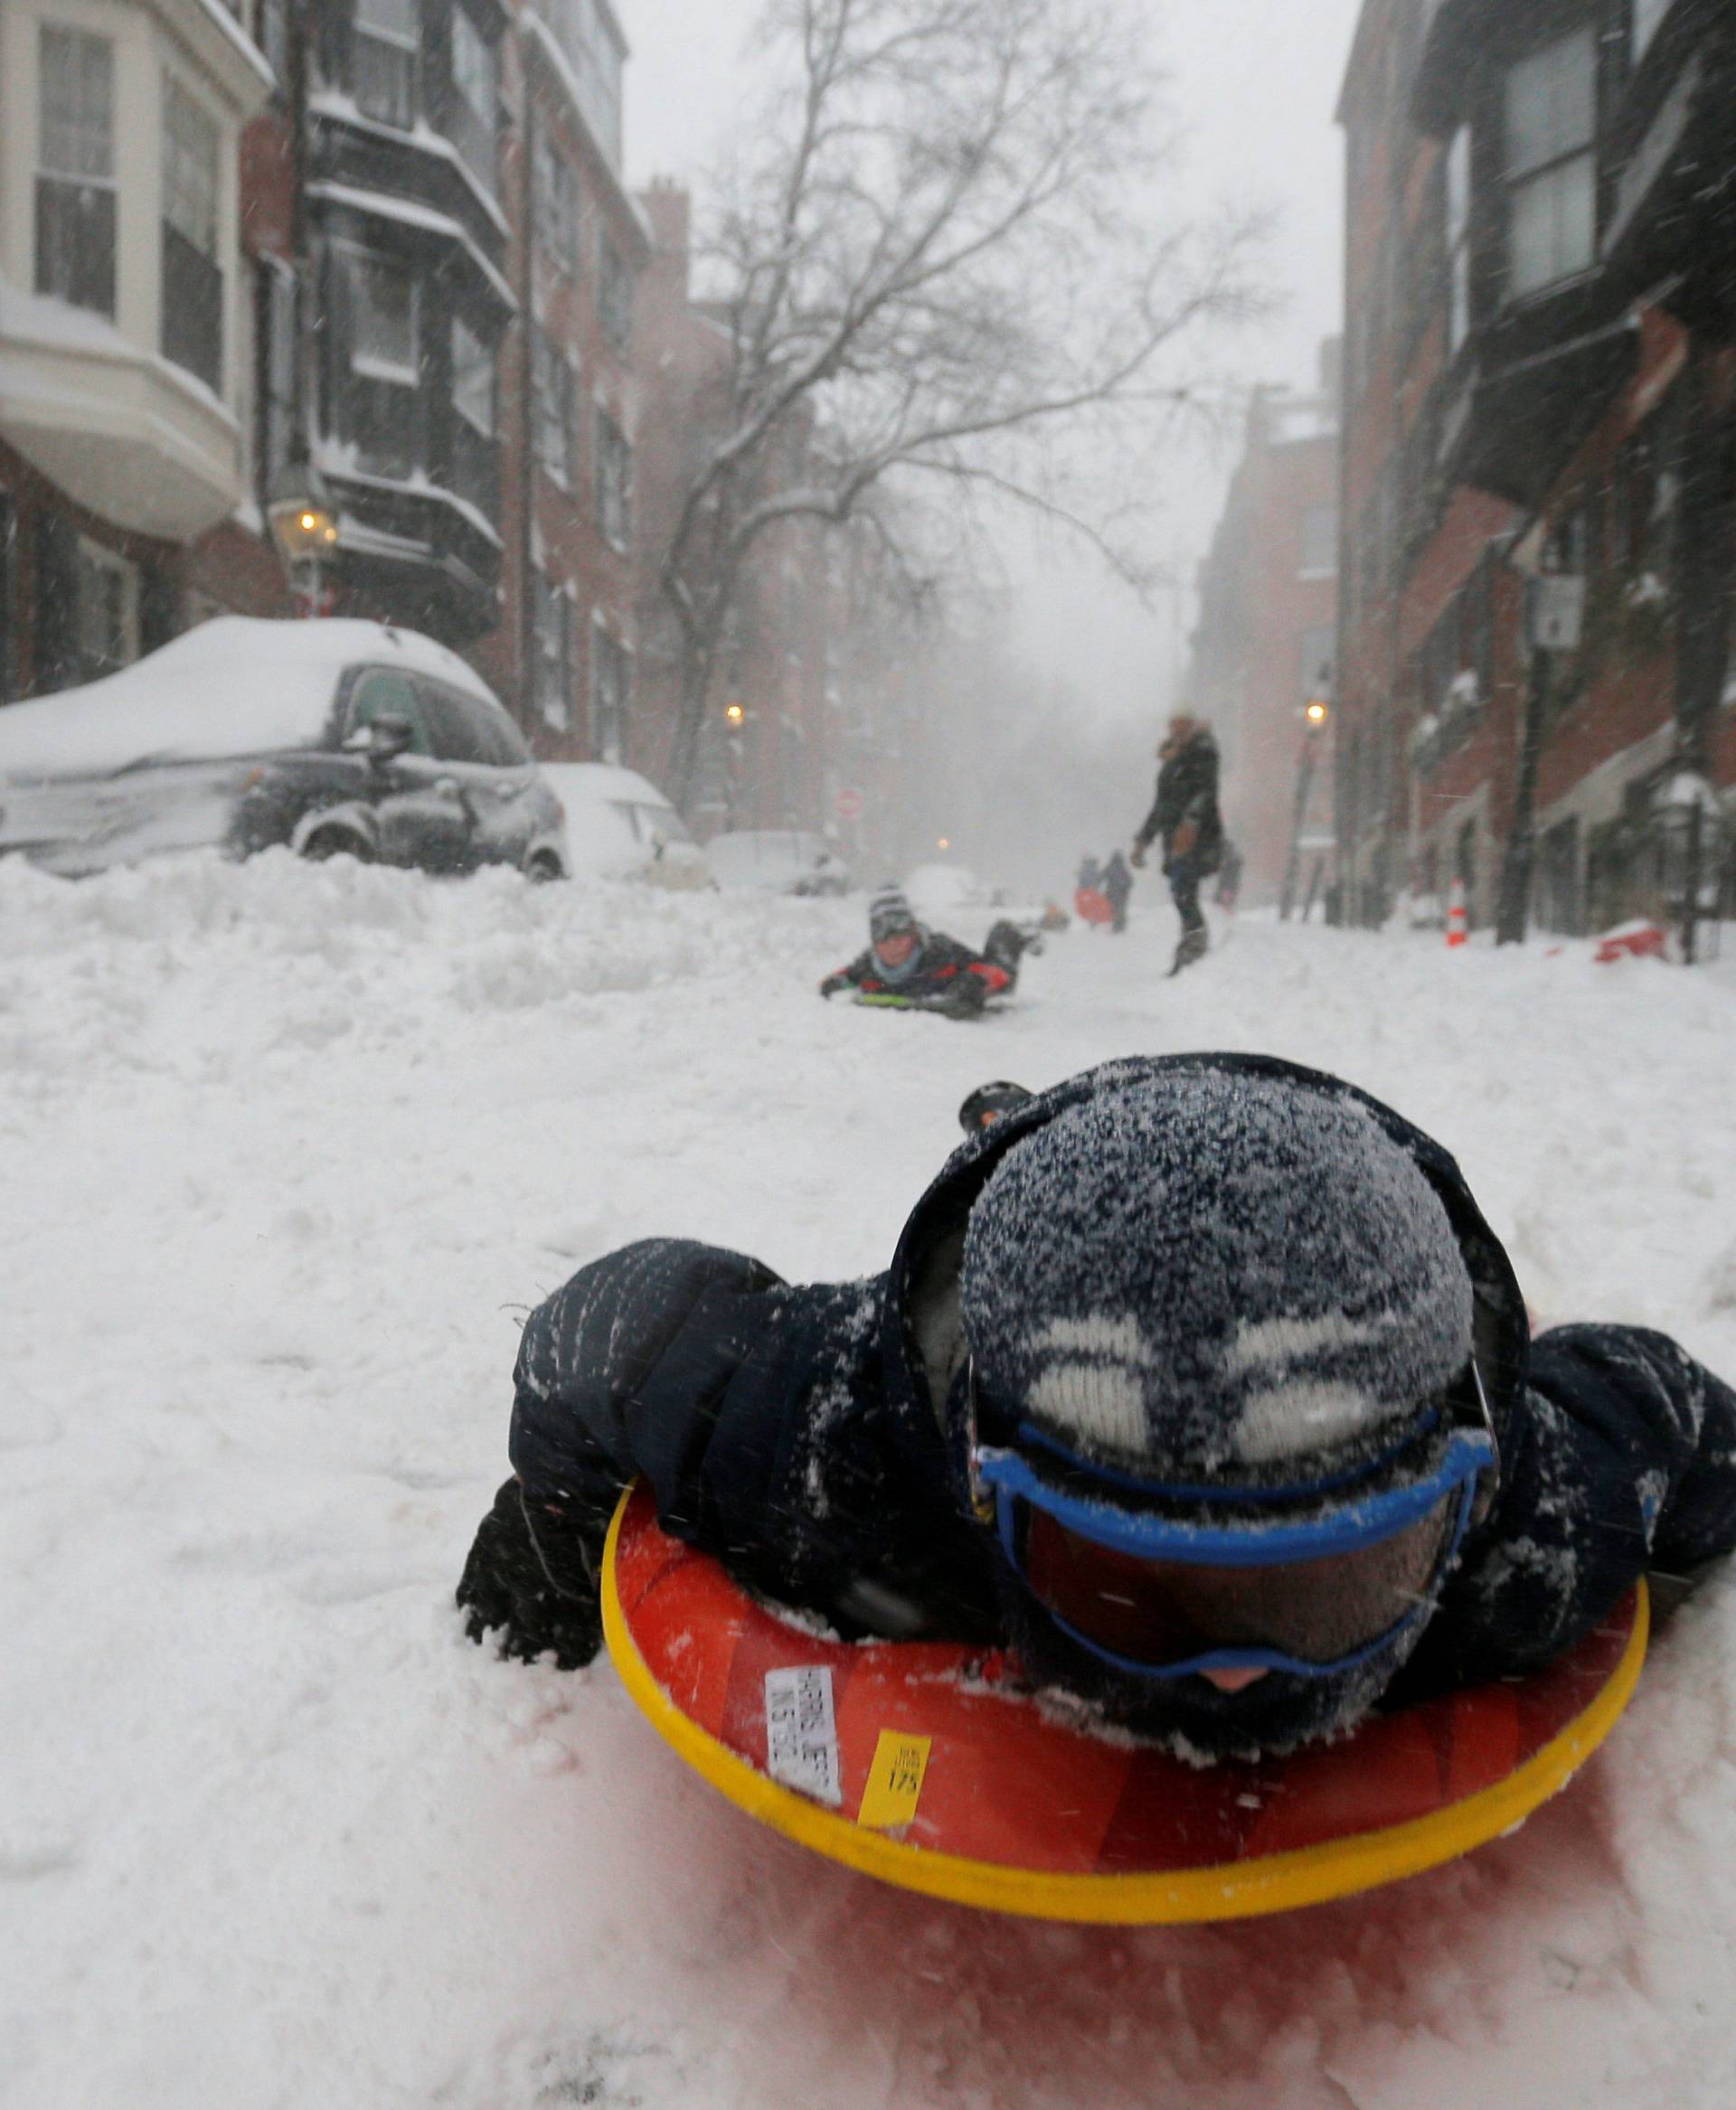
[5,853,1736,2110]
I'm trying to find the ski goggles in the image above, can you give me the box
[967,1361,1498,1683]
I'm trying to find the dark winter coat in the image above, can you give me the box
[1102,852,1133,909]
[1136,730,1224,874]
[458,1053,1736,1717]
[819,930,1014,1012]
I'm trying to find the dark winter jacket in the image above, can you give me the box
[1102,852,1133,909]
[459,1053,1736,1719]
[1135,730,1224,873]
[819,930,1014,1012]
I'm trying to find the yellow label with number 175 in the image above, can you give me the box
[856,1731,932,1829]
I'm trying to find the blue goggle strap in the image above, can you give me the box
[975,1427,1495,1568]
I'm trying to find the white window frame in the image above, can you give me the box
[533,571,571,730]
[448,5,497,190]
[1445,125,1472,354]
[452,313,494,438]
[532,327,574,486]
[595,405,631,549]
[75,538,139,681]
[345,246,420,386]
[1504,30,1599,302]
[162,74,221,260]
[354,0,420,128]
[36,25,118,317]
[1632,0,1670,63]
[590,617,630,764]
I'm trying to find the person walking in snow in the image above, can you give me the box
[1102,850,1134,935]
[456,1055,1736,1764]
[1131,714,1223,976]
[816,885,1018,1016]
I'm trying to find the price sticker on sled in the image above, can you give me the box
[857,1731,932,1831]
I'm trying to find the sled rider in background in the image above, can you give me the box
[1131,713,1224,977]
[457,1054,1736,1765]
[817,885,1023,1016]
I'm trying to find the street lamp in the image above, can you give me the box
[1281,689,1333,921]
[267,461,340,617]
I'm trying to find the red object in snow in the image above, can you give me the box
[1595,922,1667,965]
[1445,879,1468,949]
[1075,887,1113,927]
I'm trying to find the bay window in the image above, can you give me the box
[1505,31,1598,300]
[36,26,117,318]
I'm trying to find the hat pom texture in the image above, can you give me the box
[959,1073,1474,1481]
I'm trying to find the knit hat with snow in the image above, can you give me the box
[958,1068,1474,1486]
[869,885,919,943]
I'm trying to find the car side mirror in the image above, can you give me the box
[363,712,414,765]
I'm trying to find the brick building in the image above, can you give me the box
[1335,0,1736,935]
[1183,348,1342,909]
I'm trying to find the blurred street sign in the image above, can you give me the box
[834,787,863,820]
[1527,575,1585,653]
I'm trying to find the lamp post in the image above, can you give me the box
[1280,692,1331,921]
[267,462,340,617]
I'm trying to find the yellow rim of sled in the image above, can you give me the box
[601,1497,1648,1925]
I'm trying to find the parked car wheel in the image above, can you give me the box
[302,826,373,864]
[524,852,564,882]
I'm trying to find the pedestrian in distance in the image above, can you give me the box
[1131,713,1224,976]
[816,885,1016,1016]
[1102,849,1134,934]
[456,1054,1736,1766]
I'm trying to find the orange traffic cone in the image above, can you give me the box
[1445,879,1468,949]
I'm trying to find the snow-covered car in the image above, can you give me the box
[0,617,569,881]
[705,829,851,895]
[537,762,710,887]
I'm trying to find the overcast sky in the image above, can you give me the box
[618,0,1366,724]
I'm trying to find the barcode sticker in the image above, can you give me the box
[856,1730,931,1830]
[763,1666,842,1806]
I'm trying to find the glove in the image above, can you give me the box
[1128,844,1146,871]
[456,1476,606,1670]
[819,974,849,999]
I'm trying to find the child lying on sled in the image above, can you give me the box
[458,1056,1736,1763]
[818,886,1025,1016]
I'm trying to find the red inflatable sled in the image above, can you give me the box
[602,1484,1647,1924]
[1074,887,1114,928]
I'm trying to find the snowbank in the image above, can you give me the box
[4,858,1734,2108]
